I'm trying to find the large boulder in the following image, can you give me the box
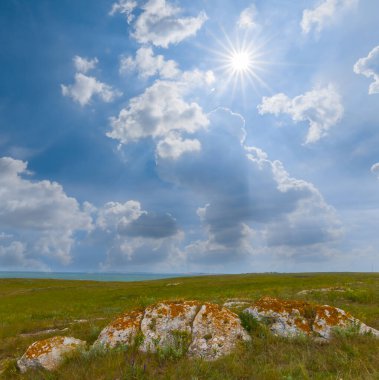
[244,296,379,340]
[94,300,250,360]
[17,336,86,373]
[188,303,251,360]
[140,301,199,352]
[94,310,143,348]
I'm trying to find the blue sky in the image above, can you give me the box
[0,0,379,273]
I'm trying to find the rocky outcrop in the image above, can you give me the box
[17,297,379,373]
[17,336,86,373]
[244,296,379,340]
[95,300,250,360]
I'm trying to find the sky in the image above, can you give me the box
[0,0,379,273]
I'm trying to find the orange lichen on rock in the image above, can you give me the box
[154,300,200,319]
[253,296,314,317]
[314,305,351,326]
[109,310,143,331]
[24,336,66,359]
[94,310,143,348]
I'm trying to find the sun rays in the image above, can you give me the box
[203,28,273,103]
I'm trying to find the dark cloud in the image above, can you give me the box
[118,212,178,238]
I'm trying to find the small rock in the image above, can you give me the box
[188,303,251,360]
[223,300,251,309]
[166,282,182,286]
[140,301,199,352]
[297,287,348,295]
[17,336,86,373]
[94,310,143,348]
[19,327,69,338]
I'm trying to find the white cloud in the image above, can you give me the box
[62,57,122,106]
[109,0,137,22]
[371,162,379,179]
[112,0,207,48]
[354,46,379,94]
[258,85,344,143]
[0,157,92,266]
[108,71,211,158]
[61,73,121,106]
[237,4,259,30]
[97,200,145,231]
[301,0,358,35]
[120,46,180,79]
[156,132,201,159]
[73,55,98,73]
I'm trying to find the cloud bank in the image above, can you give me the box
[0,157,92,269]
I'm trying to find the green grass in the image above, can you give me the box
[1,272,378,379]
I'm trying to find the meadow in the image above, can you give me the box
[1,272,378,379]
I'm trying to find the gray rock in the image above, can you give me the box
[94,310,143,348]
[188,303,251,360]
[140,301,199,353]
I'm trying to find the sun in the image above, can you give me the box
[208,31,271,98]
[230,51,252,73]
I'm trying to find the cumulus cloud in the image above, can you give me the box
[156,108,341,265]
[258,85,344,143]
[371,162,379,179]
[62,73,121,106]
[237,4,259,30]
[111,0,207,48]
[0,157,92,267]
[301,0,358,35]
[120,46,180,79]
[0,240,48,270]
[108,68,214,159]
[61,56,121,106]
[354,46,379,94]
[94,200,182,269]
[108,80,208,142]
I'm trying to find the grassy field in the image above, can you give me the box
[0,272,378,379]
